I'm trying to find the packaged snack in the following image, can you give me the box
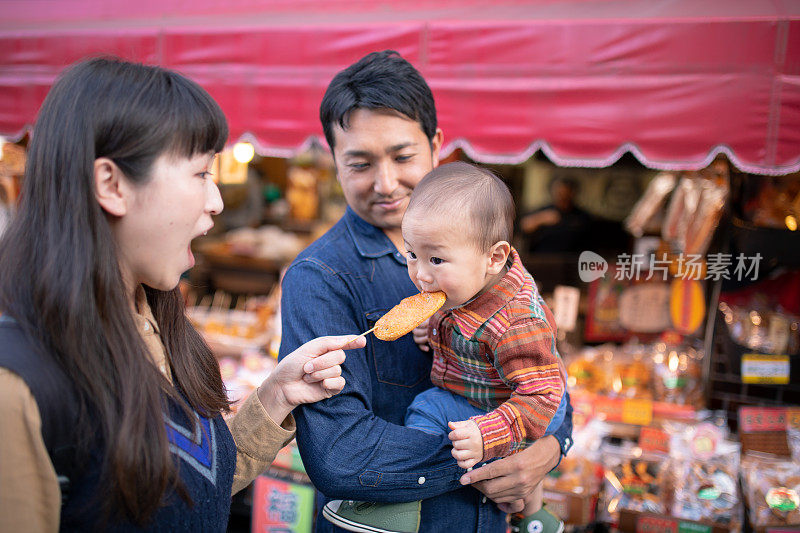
[566,347,606,393]
[545,419,607,496]
[742,452,800,529]
[608,348,652,400]
[669,421,742,530]
[598,444,671,523]
[625,172,677,237]
[662,172,729,256]
[651,343,704,405]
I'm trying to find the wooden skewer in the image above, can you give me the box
[345,325,377,345]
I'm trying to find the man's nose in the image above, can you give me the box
[374,161,398,195]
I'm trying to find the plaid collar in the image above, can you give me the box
[448,247,526,339]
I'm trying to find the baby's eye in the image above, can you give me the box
[430,257,444,265]
[407,251,417,260]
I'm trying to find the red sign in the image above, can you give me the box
[637,516,678,533]
[739,407,787,432]
[639,427,670,454]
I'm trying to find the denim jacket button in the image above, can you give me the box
[417,476,425,485]
[481,496,487,504]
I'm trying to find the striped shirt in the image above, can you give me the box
[428,247,566,460]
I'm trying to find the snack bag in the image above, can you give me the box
[742,452,800,529]
[625,172,677,237]
[669,421,742,530]
[598,443,671,523]
[652,343,704,405]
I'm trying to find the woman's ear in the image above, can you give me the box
[94,157,127,217]
[487,241,511,275]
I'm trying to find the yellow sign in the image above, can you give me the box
[622,398,653,426]
[741,354,790,384]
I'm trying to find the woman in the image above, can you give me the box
[0,57,363,531]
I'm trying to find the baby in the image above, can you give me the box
[324,161,567,533]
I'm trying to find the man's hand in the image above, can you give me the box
[459,434,561,507]
[520,208,561,233]
[448,420,483,469]
[412,319,430,352]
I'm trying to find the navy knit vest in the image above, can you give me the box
[0,317,237,532]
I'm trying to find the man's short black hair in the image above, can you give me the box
[319,50,438,152]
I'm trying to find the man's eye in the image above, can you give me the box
[430,257,444,265]
[396,154,413,162]
[349,162,370,171]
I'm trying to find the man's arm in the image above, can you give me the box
[279,260,463,502]
[461,390,573,507]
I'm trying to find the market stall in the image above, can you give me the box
[2,2,800,532]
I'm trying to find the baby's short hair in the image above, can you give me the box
[407,161,514,250]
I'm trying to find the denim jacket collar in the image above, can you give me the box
[344,207,405,264]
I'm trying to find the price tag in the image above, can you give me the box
[553,285,580,333]
[622,398,653,426]
[739,407,787,433]
[787,408,800,431]
[741,354,790,384]
[639,426,670,453]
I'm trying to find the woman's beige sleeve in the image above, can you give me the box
[227,391,296,495]
[0,369,61,532]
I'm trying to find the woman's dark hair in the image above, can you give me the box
[320,50,438,151]
[0,57,229,524]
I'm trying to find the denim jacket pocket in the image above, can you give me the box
[365,309,430,387]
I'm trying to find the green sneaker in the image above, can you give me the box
[509,506,564,533]
[322,499,421,533]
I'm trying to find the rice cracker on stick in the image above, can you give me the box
[354,291,447,342]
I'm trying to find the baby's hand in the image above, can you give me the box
[448,420,483,470]
[412,319,430,352]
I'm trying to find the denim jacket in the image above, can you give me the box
[279,207,574,533]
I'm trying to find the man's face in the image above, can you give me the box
[551,181,575,211]
[331,108,442,233]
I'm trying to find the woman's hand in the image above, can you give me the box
[412,319,430,352]
[257,335,365,424]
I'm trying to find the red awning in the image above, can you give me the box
[1,0,799,175]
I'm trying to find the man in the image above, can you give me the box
[279,50,573,533]
[520,176,593,254]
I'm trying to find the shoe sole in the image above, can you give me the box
[511,520,565,533]
[322,505,411,533]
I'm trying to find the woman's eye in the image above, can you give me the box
[349,162,370,171]
[430,257,443,265]
[396,154,413,163]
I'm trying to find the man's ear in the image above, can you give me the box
[487,241,511,275]
[94,157,128,217]
[430,128,444,168]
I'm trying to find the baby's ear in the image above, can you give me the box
[487,241,511,275]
